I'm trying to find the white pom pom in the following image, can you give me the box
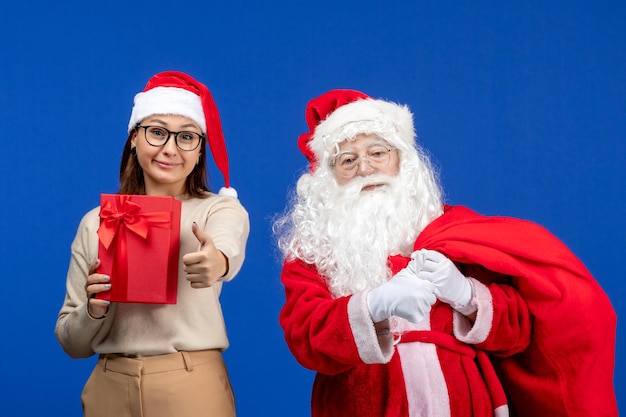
[218,187,238,198]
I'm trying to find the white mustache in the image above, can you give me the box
[339,174,395,195]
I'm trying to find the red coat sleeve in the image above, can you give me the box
[451,264,532,357]
[472,280,532,356]
[279,258,371,375]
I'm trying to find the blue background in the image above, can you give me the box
[1,1,623,415]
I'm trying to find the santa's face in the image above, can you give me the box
[332,134,400,187]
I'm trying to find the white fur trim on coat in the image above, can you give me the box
[347,289,395,364]
[453,278,493,344]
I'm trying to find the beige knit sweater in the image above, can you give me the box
[55,193,250,358]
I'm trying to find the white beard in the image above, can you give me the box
[275,149,443,297]
[316,175,418,296]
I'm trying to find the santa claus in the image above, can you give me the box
[274,89,617,417]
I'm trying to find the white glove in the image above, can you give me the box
[367,265,437,323]
[415,249,475,315]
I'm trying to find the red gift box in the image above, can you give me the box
[96,194,181,304]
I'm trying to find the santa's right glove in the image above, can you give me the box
[367,265,437,323]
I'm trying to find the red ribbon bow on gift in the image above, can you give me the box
[97,195,172,300]
[97,195,171,248]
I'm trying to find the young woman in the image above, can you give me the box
[55,71,250,417]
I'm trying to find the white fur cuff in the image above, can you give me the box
[347,290,394,364]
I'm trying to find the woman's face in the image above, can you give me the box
[131,114,203,196]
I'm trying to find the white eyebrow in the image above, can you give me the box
[338,141,391,154]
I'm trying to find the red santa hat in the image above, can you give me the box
[298,89,416,172]
[128,70,237,197]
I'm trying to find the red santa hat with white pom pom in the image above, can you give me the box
[297,88,416,173]
[128,70,237,198]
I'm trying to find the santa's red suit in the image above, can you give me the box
[279,206,617,417]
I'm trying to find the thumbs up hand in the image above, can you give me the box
[182,222,229,288]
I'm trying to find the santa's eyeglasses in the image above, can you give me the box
[332,146,396,178]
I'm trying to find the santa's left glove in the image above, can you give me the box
[414,249,476,315]
[366,265,437,324]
